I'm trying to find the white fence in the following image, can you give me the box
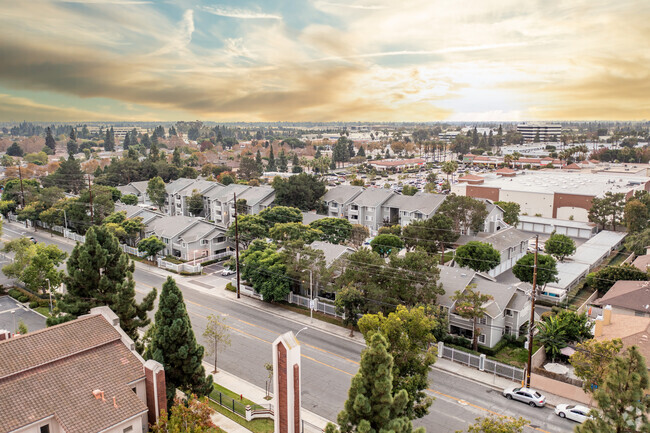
[438,342,525,382]
[187,251,234,266]
[157,257,202,274]
[237,285,341,318]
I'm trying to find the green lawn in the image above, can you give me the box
[211,383,263,409]
[490,342,541,368]
[207,401,274,433]
[34,307,52,318]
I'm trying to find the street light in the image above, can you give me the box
[295,327,308,339]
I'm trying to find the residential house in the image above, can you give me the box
[308,240,355,267]
[167,179,222,217]
[594,281,650,318]
[114,203,164,226]
[483,200,507,233]
[0,306,166,433]
[347,188,394,234]
[322,185,364,219]
[381,192,446,227]
[203,184,275,227]
[437,266,532,348]
[145,215,230,260]
[164,178,197,215]
[455,227,533,277]
[632,249,650,272]
[116,180,150,204]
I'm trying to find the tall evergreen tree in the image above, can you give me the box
[325,333,424,433]
[50,226,156,350]
[141,133,151,148]
[42,155,85,194]
[172,147,182,167]
[146,277,213,407]
[357,146,366,157]
[45,127,57,152]
[123,132,132,150]
[278,149,288,172]
[69,127,77,142]
[104,127,115,151]
[255,149,264,172]
[267,146,277,171]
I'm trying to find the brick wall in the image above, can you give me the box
[277,343,288,433]
[144,361,167,425]
[552,193,593,218]
[293,364,300,433]
[466,185,500,201]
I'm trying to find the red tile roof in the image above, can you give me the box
[495,167,515,174]
[563,163,581,169]
[0,314,147,433]
[371,158,425,167]
[458,174,485,182]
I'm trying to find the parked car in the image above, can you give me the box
[28,236,37,244]
[555,404,592,423]
[502,387,546,407]
[221,268,235,276]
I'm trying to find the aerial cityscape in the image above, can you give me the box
[0,1,648,433]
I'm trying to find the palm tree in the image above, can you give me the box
[503,154,513,168]
[536,316,567,362]
[441,160,458,183]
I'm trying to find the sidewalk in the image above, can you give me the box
[204,361,334,432]
[432,357,592,408]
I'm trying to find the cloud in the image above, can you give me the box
[150,9,195,56]
[0,93,119,121]
[315,2,387,10]
[199,6,282,20]
[61,0,152,4]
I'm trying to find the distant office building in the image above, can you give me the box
[516,123,561,142]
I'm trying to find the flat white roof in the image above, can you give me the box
[547,261,590,291]
[569,231,626,268]
[519,215,595,230]
[473,171,649,196]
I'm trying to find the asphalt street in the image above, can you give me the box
[2,222,575,433]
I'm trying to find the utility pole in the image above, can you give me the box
[234,192,240,299]
[309,269,313,324]
[88,174,94,226]
[18,166,25,209]
[526,234,539,389]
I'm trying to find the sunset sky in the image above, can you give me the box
[0,0,648,122]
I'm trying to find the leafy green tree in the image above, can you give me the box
[494,201,521,226]
[42,155,86,194]
[226,214,268,249]
[589,192,626,231]
[187,189,204,217]
[544,232,576,262]
[359,306,440,419]
[402,214,458,256]
[379,225,402,236]
[272,173,326,211]
[536,315,567,362]
[438,194,488,234]
[269,222,323,244]
[138,235,166,258]
[259,205,302,227]
[45,127,57,151]
[441,160,458,182]
[6,142,23,157]
[146,277,213,407]
[586,264,647,295]
[402,185,418,196]
[455,241,500,273]
[387,250,443,307]
[151,395,216,433]
[570,338,624,392]
[240,240,290,301]
[147,176,167,211]
[624,227,650,255]
[370,233,404,256]
[309,217,353,244]
[624,199,648,233]
[325,333,423,433]
[239,156,262,181]
[350,224,369,247]
[576,347,650,433]
[452,286,493,351]
[203,314,231,374]
[52,226,156,351]
[121,194,138,205]
[512,253,558,287]
[25,151,49,165]
[459,416,529,433]
[335,285,365,336]
[21,243,67,295]
[2,237,35,280]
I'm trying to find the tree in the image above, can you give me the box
[20,243,67,295]
[589,196,610,230]
[147,176,167,211]
[441,160,458,182]
[576,347,650,433]
[138,235,166,258]
[187,189,204,217]
[267,146,277,171]
[459,416,529,433]
[151,395,216,433]
[438,194,488,234]
[42,155,85,194]
[6,142,23,157]
[370,233,404,256]
[494,201,520,226]
[589,192,626,231]
[455,241,500,273]
[402,214,459,256]
[121,194,138,205]
[67,139,78,156]
[53,226,156,351]
[544,232,576,262]
[239,156,262,181]
[203,314,231,373]
[586,264,647,294]
[335,285,365,336]
[536,315,568,362]
[624,227,650,255]
[255,149,264,172]
[2,237,36,279]
[272,173,326,211]
[309,217,353,244]
[512,253,558,288]
[358,306,440,419]
[240,240,290,301]
[104,127,115,151]
[349,224,370,247]
[45,127,57,151]
[269,222,322,244]
[277,149,288,172]
[570,338,624,393]
[452,286,493,351]
[624,199,648,233]
[402,185,418,196]
[226,214,268,249]
[259,205,302,227]
[291,153,302,173]
[324,333,423,433]
[146,277,213,407]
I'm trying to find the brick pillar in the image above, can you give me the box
[144,359,167,425]
[273,332,301,433]
[277,343,288,433]
[293,364,300,433]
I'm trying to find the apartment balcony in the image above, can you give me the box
[348,209,359,216]
[329,206,339,213]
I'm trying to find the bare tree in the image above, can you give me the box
[203,314,231,373]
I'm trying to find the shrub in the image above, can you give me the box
[225,282,236,292]
[18,295,29,303]
[8,289,21,299]
[29,301,39,308]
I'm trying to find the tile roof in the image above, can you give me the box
[383,192,446,215]
[595,280,650,314]
[632,254,650,272]
[322,185,364,204]
[351,188,394,207]
[0,315,147,433]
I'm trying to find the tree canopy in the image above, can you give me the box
[544,232,576,262]
[272,173,326,211]
[455,241,500,273]
[512,253,558,287]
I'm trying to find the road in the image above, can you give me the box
[2,222,575,433]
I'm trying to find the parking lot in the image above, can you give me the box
[0,295,47,335]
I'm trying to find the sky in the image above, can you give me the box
[0,0,648,122]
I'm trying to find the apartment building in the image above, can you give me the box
[203,184,275,227]
[166,178,222,217]
[144,215,230,260]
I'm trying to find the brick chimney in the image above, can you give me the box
[0,330,11,341]
[144,359,167,425]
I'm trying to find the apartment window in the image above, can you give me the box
[182,242,187,247]
[162,237,170,244]
[216,236,226,243]
[479,316,487,325]
[365,215,373,221]
[505,309,513,317]
[504,326,512,335]
[40,426,50,433]
[478,334,486,344]
[123,427,133,433]
[351,205,358,210]
[330,202,338,208]
[201,239,208,245]
[350,215,358,220]
[367,207,375,212]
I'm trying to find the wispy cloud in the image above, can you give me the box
[200,6,282,20]
[61,0,153,4]
[316,2,387,10]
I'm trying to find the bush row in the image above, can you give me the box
[7,287,50,308]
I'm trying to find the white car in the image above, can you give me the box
[555,404,592,423]
[502,386,546,407]
[221,268,235,276]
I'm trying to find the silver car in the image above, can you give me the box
[502,387,546,407]
[555,404,592,423]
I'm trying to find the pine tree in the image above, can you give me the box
[51,226,156,350]
[172,147,182,167]
[69,127,77,142]
[278,149,288,172]
[104,128,115,151]
[255,149,264,172]
[326,333,424,433]
[123,132,131,150]
[45,127,57,151]
[147,277,213,407]
[267,146,277,171]
[357,146,366,157]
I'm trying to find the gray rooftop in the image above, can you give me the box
[145,215,199,238]
[166,178,197,194]
[238,185,275,207]
[383,192,446,214]
[351,188,394,207]
[178,221,224,243]
[473,280,522,318]
[322,185,364,204]
[204,183,250,201]
[309,241,355,266]
[302,212,329,225]
[518,215,596,230]
[437,265,476,308]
